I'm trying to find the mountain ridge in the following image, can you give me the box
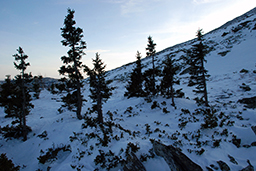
[107,6,256,83]
[109,7,256,74]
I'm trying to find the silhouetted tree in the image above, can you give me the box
[145,36,157,96]
[14,47,34,141]
[58,8,86,119]
[0,75,16,118]
[85,53,113,123]
[160,54,180,106]
[0,47,34,140]
[187,29,210,106]
[124,51,144,98]
[32,75,43,99]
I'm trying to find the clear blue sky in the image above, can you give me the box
[0,0,255,80]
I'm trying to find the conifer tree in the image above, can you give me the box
[58,8,86,119]
[0,75,16,118]
[160,54,180,106]
[187,29,210,106]
[0,47,34,141]
[124,51,144,98]
[13,47,34,141]
[84,53,113,123]
[145,36,157,95]
[32,75,43,99]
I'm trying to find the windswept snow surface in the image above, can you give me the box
[1,7,256,171]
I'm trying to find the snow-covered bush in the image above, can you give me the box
[151,101,160,109]
[37,144,71,164]
[162,107,170,113]
[240,83,251,91]
[200,108,218,129]
[0,153,20,171]
[1,124,32,140]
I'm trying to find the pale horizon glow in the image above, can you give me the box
[0,0,255,80]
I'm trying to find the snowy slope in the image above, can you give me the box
[1,7,256,171]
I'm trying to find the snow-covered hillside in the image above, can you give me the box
[1,7,256,171]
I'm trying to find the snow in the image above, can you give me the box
[1,9,256,171]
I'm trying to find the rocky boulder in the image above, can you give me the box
[217,160,230,171]
[238,96,256,109]
[251,126,256,136]
[240,160,254,171]
[152,140,203,171]
[123,152,146,171]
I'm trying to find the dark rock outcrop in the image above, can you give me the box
[238,96,256,109]
[251,141,256,146]
[123,152,146,171]
[152,140,203,171]
[251,126,256,135]
[228,155,238,165]
[217,160,230,171]
[240,160,254,171]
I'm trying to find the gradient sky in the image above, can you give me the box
[1,0,256,80]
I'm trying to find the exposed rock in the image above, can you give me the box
[152,140,203,171]
[240,160,254,171]
[123,152,146,171]
[210,164,219,170]
[228,155,238,165]
[251,126,256,136]
[217,160,230,171]
[243,144,251,148]
[238,96,256,109]
[206,166,214,171]
[232,137,241,148]
[251,141,256,146]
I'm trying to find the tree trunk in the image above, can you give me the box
[76,79,82,120]
[152,55,156,95]
[21,68,27,141]
[200,58,209,106]
[170,81,175,107]
[97,90,103,124]
[73,46,82,120]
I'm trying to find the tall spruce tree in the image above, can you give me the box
[0,47,34,141]
[58,8,86,119]
[160,54,180,106]
[14,47,33,141]
[145,36,157,96]
[124,51,144,98]
[187,29,210,106]
[84,53,113,124]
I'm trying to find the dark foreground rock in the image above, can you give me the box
[152,140,203,171]
[217,160,230,171]
[238,96,256,109]
[251,126,256,136]
[240,160,254,171]
[123,152,146,171]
